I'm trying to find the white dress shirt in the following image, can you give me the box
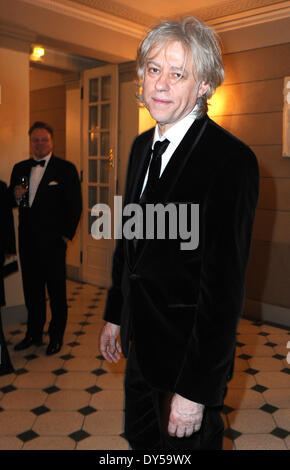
[140,107,197,197]
[29,153,52,207]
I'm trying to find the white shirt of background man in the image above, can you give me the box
[29,153,52,207]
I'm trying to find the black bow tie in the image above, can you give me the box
[30,159,46,167]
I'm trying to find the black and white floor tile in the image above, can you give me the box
[0,280,289,450]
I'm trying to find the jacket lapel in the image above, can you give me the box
[124,131,153,268]
[22,161,33,180]
[153,115,208,203]
[30,155,55,208]
[126,116,209,268]
[129,134,154,205]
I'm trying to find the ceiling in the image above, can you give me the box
[100,0,231,18]
[0,0,289,69]
[69,0,288,23]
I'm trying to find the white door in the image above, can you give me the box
[81,65,118,287]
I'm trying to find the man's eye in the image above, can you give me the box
[171,72,183,80]
[148,67,159,74]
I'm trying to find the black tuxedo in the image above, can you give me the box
[104,115,259,448]
[10,154,82,343]
[10,154,82,243]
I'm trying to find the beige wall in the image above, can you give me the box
[210,42,290,326]
[0,46,30,309]
[30,84,66,159]
[30,68,65,91]
[0,47,30,182]
[65,82,82,272]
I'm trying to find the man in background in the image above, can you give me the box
[10,121,82,355]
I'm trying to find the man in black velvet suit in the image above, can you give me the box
[100,17,259,450]
[10,122,82,356]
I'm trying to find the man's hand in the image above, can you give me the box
[168,393,205,438]
[14,185,27,201]
[99,322,121,363]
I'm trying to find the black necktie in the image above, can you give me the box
[140,139,170,203]
[30,159,46,167]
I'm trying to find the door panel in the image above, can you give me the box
[81,65,118,286]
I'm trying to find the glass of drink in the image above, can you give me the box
[20,176,29,207]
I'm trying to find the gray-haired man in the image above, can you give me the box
[100,17,259,450]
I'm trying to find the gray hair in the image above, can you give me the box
[136,17,225,118]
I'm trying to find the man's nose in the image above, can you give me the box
[155,71,170,91]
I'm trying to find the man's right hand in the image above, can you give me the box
[14,185,27,201]
[99,322,121,363]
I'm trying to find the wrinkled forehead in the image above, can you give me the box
[146,40,194,73]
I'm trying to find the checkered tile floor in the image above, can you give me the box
[0,280,289,450]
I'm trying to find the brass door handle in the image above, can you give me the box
[109,148,114,168]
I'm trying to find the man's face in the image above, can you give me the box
[30,128,53,159]
[142,41,209,134]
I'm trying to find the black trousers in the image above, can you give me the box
[124,342,224,451]
[19,235,67,343]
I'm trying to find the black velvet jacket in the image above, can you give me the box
[104,115,259,407]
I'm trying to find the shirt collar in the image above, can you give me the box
[153,105,198,149]
[32,152,52,166]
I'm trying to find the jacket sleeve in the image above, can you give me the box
[63,162,82,240]
[103,237,125,326]
[174,147,260,407]
[0,181,16,255]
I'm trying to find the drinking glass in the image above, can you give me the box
[19,176,29,207]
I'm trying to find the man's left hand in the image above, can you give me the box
[168,393,205,438]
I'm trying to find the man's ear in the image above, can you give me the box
[197,81,209,97]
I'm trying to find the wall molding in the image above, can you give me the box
[70,0,154,25]
[207,1,290,33]
[20,0,290,41]
[0,23,35,42]
[245,297,290,328]
[22,0,147,39]
[185,0,289,22]
[70,0,288,24]
[0,23,35,52]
